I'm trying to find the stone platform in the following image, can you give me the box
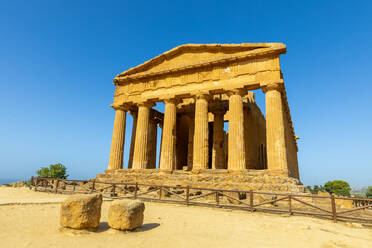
[96,169,305,193]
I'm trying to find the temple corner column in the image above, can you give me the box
[107,106,128,171]
[262,82,289,176]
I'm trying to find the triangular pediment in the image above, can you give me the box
[114,43,285,84]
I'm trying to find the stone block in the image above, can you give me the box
[108,199,145,231]
[60,193,102,229]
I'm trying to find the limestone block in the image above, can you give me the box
[60,194,102,229]
[336,198,354,209]
[108,199,145,230]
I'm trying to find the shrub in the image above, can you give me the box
[366,186,372,199]
[324,180,351,197]
[36,163,68,179]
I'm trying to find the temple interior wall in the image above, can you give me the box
[244,98,267,170]
[283,106,299,179]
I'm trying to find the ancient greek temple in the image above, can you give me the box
[99,43,300,190]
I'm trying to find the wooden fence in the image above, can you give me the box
[30,177,372,224]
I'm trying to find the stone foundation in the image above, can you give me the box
[96,169,305,193]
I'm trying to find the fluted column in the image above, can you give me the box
[132,102,154,169]
[128,111,137,169]
[147,118,158,169]
[212,109,226,169]
[193,94,209,170]
[108,107,127,170]
[228,90,246,170]
[159,99,177,170]
[263,83,288,173]
[187,116,194,170]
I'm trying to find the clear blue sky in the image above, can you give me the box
[0,0,371,187]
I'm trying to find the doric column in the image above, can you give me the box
[128,111,137,169]
[262,83,288,173]
[132,102,154,169]
[147,118,158,169]
[212,109,226,169]
[187,116,194,170]
[193,94,209,170]
[158,122,163,168]
[159,99,177,170]
[228,89,246,170]
[108,107,127,170]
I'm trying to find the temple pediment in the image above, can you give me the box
[114,43,285,85]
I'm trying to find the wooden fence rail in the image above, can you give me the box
[29,177,372,224]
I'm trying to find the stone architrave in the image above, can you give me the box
[108,107,127,170]
[212,109,226,169]
[263,83,288,173]
[132,102,154,169]
[228,90,246,170]
[159,99,177,170]
[193,94,209,170]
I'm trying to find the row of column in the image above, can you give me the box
[108,83,288,173]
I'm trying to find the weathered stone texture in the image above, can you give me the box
[98,170,305,193]
[60,193,102,229]
[105,43,301,189]
[108,199,145,230]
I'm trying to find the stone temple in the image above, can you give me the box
[97,43,304,192]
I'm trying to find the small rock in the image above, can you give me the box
[108,199,145,231]
[60,193,102,229]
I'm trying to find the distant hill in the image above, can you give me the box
[0,179,23,185]
[351,186,368,194]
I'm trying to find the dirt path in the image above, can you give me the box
[0,187,371,248]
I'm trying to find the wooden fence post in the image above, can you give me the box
[159,186,162,200]
[54,179,59,194]
[134,182,138,199]
[186,186,190,206]
[250,190,254,212]
[216,191,220,206]
[288,195,292,215]
[90,179,96,194]
[331,194,337,222]
[112,184,116,197]
[30,176,34,188]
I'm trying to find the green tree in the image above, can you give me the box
[36,163,68,179]
[353,193,366,198]
[366,186,372,199]
[324,180,351,197]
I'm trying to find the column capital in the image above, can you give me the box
[226,88,246,97]
[261,82,284,93]
[129,110,138,117]
[163,98,181,105]
[194,93,211,101]
[111,104,130,112]
[137,101,155,109]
